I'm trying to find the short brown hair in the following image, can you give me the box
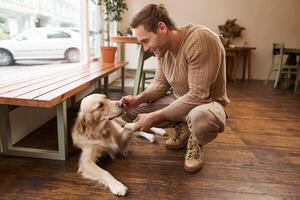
[130,4,176,33]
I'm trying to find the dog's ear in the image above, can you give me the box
[75,112,95,133]
[74,114,87,134]
[84,113,95,126]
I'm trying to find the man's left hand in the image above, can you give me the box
[134,111,165,131]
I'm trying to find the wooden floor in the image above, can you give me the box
[0,80,300,200]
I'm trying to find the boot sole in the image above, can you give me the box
[165,135,189,150]
[184,162,203,173]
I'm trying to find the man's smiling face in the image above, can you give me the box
[133,24,169,57]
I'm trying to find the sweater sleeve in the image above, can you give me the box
[160,31,223,121]
[142,61,171,103]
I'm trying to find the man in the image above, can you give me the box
[122,4,230,173]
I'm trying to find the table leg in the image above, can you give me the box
[248,50,252,80]
[133,46,146,95]
[232,52,239,81]
[242,52,247,81]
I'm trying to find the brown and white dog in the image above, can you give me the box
[72,94,165,196]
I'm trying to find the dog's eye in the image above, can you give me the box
[97,102,104,109]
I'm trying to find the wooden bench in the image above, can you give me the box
[0,61,127,160]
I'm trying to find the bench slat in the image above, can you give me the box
[0,63,81,87]
[0,64,108,97]
[17,64,115,100]
[0,65,89,93]
[0,62,127,107]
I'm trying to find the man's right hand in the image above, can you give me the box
[121,95,141,112]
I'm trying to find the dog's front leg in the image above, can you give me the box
[134,131,155,143]
[79,148,128,196]
[124,123,155,143]
[124,123,166,137]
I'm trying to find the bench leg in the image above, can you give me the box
[121,67,125,92]
[104,76,109,95]
[0,105,11,153]
[97,79,102,93]
[0,102,68,160]
[57,101,68,160]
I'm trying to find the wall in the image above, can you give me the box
[120,0,300,80]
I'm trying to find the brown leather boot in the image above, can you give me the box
[165,123,190,150]
[184,135,203,173]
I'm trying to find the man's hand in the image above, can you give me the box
[121,95,140,111]
[134,111,166,131]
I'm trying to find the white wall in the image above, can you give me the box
[120,0,300,80]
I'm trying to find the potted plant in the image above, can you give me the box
[97,0,128,63]
[218,18,245,47]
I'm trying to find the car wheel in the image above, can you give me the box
[0,49,14,66]
[65,48,80,62]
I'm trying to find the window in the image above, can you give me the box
[89,0,100,58]
[47,31,71,39]
[0,0,81,66]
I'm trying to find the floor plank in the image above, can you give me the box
[0,80,299,200]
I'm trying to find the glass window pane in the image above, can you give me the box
[89,0,100,58]
[0,0,81,66]
[47,31,71,39]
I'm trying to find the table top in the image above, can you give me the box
[225,46,256,51]
[283,48,300,55]
[110,36,140,44]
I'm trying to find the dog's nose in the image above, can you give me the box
[117,101,123,108]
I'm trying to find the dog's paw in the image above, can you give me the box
[136,131,156,143]
[147,134,155,143]
[124,123,136,131]
[150,127,166,136]
[109,181,128,196]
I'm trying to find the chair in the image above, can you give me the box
[265,43,298,88]
[295,67,300,93]
[141,68,156,91]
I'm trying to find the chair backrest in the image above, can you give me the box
[273,43,284,56]
[272,43,284,69]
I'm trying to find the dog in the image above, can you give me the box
[72,94,165,196]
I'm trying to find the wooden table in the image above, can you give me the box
[0,61,127,160]
[111,36,154,95]
[283,48,300,64]
[283,48,300,55]
[225,46,256,81]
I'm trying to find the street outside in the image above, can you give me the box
[5,59,69,67]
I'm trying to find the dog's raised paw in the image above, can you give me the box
[109,181,128,196]
[150,127,166,136]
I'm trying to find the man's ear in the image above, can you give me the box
[157,22,168,33]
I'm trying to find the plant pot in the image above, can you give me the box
[100,46,117,63]
[221,37,230,47]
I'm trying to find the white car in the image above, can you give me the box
[0,27,83,66]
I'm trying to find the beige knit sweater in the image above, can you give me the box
[143,24,230,121]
